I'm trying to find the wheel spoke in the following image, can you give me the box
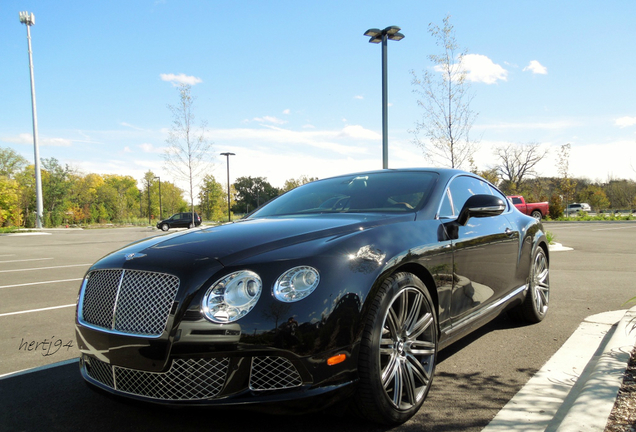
[381,353,399,387]
[391,362,403,406]
[408,312,433,340]
[408,340,436,356]
[385,309,400,339]
[404,293,423,333]
[406,353,430,386]
[402,360,418,405]
[395,290,409,330]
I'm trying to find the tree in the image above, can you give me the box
[494,142,548,193]
[578,185,610,211]
[198,174,228,221]
[0,147,28,179]
[282,175,319,192]
[557,143,577,214]
[233,176,280,214]
[473,168,499,187]
[164,84,213,226]
[41,158,73,226]
[0,176,20,226]
[411,15,478,169]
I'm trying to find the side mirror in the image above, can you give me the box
[457,195,506,226]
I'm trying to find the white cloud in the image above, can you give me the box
[354,95,364,100]
[338,125,381,140]
[139,143,165,153]
[615,116,636,128]
[282,109,290,115]
[43,138,72,147]
[253,116,287,125]
[1,133,72,146]
[523,60,548,75]
[159,73,203,86]
[461,54,508,84]
[475,120,580,131]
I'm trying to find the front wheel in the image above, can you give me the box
[160,223,169,231]
[354,272,437,425]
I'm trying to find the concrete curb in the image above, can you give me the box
[556,307,636,432]
[482,307,636,432]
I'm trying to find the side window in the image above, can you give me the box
[438,176,498,218]
[511,197,522,205]
[439,188,454,218]
[486,184,509,211]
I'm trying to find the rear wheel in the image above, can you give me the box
[531,210,542,219]
[354,272,437,425]
[188,222,194,229]
[511,247,549,323]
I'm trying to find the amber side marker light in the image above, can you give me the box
[327,353,346,366]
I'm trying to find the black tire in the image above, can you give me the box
[188,223,194,229]
[511,247,549,323]
[531,210,542,219]
[161,223,169,232]
[354,272,437,425]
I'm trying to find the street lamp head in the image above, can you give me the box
[364,25,404,44]
[19,11,35,26]
[220,152,235,157]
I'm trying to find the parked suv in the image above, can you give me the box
[566,203,591,214]
[156,212,201,231]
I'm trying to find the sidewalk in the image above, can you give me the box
[482,307,636,432]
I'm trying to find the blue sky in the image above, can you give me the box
[2,0,636,193]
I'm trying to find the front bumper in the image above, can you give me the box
[78,346,357,411]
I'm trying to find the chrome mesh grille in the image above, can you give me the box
[85,356,229,400]
[249,356,303,391]
[80,269,179,336]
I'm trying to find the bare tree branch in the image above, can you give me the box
[411,15,479,169]
[494,142,548,191]
[163,85,213,224]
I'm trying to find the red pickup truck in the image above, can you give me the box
[507,195,549,219]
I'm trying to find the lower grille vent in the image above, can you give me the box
[85,356,229,400]
[249,356,303,391]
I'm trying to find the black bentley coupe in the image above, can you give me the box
[75,168,549,425]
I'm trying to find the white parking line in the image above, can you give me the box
[0,304,76,317]
[0,278,83,289]
[0,258,54,264]
[593,225,636,231]
[0,263,92,273]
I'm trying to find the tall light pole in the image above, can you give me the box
[154,176,162,220]
[220,152,235,222]
[19,11,44,228]
[364,26,404,170]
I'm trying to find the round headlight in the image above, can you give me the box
[202,270,262,323]
[274,266,320,303]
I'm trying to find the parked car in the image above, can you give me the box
[507,195,550,219]
[76,169,549,425]
[566,203,592,214]
[156,212,201,231]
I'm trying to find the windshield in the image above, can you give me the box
[249,171,438,218]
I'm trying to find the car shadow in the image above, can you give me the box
[0,312,530,432]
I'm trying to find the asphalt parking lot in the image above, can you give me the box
[1,221,635,431]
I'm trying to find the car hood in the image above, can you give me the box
[141,213,414,266]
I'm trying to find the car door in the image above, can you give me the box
[439,175,519,328]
